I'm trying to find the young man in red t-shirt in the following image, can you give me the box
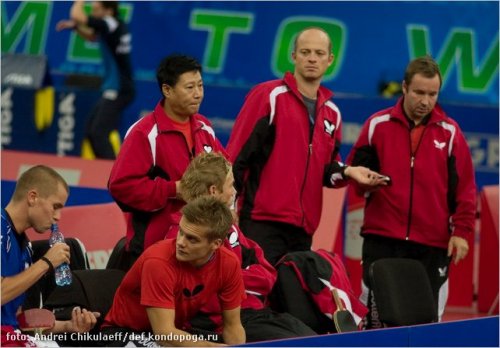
[102,196,246,346]
[174,152,316,341]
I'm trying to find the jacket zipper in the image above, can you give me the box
[406,125,427,240]
[161,129,195,160]
[299,104,316,227]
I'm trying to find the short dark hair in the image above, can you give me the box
[156,54,202,92]
[12,165,69,202]
[181,196,233,241]
[404,55,442,88]
[98,1,119,18]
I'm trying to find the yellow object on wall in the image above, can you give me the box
[34,86,55,131]
[81,130,121,159]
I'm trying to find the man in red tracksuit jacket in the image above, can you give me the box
[170,152,316,341]
[226,27,384,265]
[108,55,226,268]
[347,56,477,328]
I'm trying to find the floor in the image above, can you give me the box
[442,304,494,322]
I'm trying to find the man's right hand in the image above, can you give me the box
[44,243,71,268]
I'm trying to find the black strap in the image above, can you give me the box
[40,256,54,274]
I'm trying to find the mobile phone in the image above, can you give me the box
[378,175,392,186]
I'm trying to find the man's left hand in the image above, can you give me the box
[67,307,100,333]
[447,236,469,265]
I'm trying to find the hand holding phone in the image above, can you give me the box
[378,175,392,186]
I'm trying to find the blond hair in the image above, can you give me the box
[12,165,69,202]
[180,152,231,202]
[181,196,233,241]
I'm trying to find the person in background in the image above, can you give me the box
[1,165,99,341]
[107,54,226,269]
[226,27,386,265]
[102,196,246,347]
[176,152,316,341]
[56,1,135,159]
[347,55,477,328]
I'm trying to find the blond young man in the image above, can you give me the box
[102,196,246,346]
[177,153,316,342]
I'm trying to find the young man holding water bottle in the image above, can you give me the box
[1,165,99,338]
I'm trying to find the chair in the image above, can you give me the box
[27,203,127,269]
[369,258,437,326]
[44,269,125,332]
[106,236,137,271]
[23,238,89,310]
[42,269,125,348]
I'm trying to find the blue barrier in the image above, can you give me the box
[242,316,499,347]
[409,316,499,346]
[1,180,112,208]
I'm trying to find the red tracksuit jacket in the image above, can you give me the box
[347,98,476,249]
[108,100,226,254]
[226,72,347,235]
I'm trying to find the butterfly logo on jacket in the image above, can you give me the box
[183,284,205,298]
[434,140,446,150]
[324,119,335,136]
[228,227,240,248]
[203,145,213,153]
[438,266,447,277]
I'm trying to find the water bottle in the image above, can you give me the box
[49,224,72,286]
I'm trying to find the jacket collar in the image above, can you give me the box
[152,99,203,133]
[283,72,334,106]
[390,97,448,126]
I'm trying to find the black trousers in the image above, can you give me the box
[241,308,316,342]
[85,91,134,159]
[190,308,316,343]
[239,219,312,266]
[361,234,451,328]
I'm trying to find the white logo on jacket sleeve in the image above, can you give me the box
[228,226,240,248]
[198,121,216,139]
[203,145,213,153]
[434,140,446,150]
[324,119,335,136]
[2,233,10,253]
[438,266,447,277]
[330,172,343,185]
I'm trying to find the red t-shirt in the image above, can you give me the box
[103,239,245,331]
[171,118,194,154]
